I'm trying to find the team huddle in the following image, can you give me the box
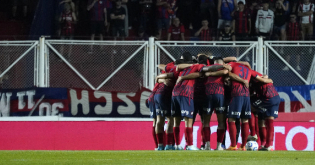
[148,52,280,151]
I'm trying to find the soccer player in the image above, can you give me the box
[175,55,231,150]
[250,71,280,151]
[177,57,231,150]
[154,61,176,150]
[226,61,252,151]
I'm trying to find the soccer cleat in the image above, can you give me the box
[154,148,158,151]
[238,146,246,151]
[226,146,238,151]
[204,142,211,150]
[247,134,258,141]
[215,143,224,151]
[259,146,274,151]
[186,145,200,150]
[164,145,175,150]
[157,146,165,151]
[175,145,184,150]
[200,145,205,150]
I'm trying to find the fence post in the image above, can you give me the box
[148,37,155,90]
[257,37,264,74]
[39,37,45,87]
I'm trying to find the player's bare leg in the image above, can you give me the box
[173,116,183,150]
[184,117,199,150]
[216,113,226,150]
[239,119,249,151]
[155,115,165,150]
[165,116,174,150]
[227,118,237,150]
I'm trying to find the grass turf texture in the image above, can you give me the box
[0,151,314,165]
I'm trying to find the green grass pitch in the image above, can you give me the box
[0,151,314,165]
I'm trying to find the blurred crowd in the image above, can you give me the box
[2,0,315,42]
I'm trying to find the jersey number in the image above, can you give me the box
[239,65,249,79]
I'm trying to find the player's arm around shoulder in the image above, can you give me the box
[176,64,193,71]
[256,75,273,84]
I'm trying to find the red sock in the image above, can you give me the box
[173,127,180,145]
[249,113,256,136]
[259,126,266,146]
[265,119,274,148]
[185,127,193,146]
[152,127,158,148]
[166,133,174,145]
[203,127,210,142]
[217,128,225,143]
[241,122,249,148]
[228,122,237,147]
[201,127,205,146]
[157,133,164,145]
[255,116,260,145]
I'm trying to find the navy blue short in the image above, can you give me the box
[227,96,251,119]
[194,97,205,118]
[149,99,156,118]
[171,96,195,118]
[154,94,172,117]
[252,95,280,119]
[203,94,225,115]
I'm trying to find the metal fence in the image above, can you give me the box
[45,40,148,92]
[0,41,38,89]
[0,38,313,91]
[264,41,315,86]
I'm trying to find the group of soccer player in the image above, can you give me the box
[148,51,280,151]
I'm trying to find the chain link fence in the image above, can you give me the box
[155,41,258,75]
[45,40,148,92]
[264,41,314,86]
[0,41,37,89]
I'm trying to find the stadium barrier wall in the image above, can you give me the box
[0,84,314,117]
[0,121,314,151]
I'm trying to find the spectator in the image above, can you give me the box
[199,0,217,29]
[87,0,109,42]
[291,0,300,14]
[122,0,129,37]
[219,23,235,41]
[111,0,126,40]
[12,0,29,19]
[156,0,170,40]
[167,17,185,40]
[176,0,196,29]
[217,0,237,30]
[59,0,76,14]
[249,1,259,40]
[59,3,77,59]
[139,0,153,39]
[255,1,274,39]
[274,0,287,41]
[194,19,215,41]
[283,14,301,70]
[219,23,235,57]
[167,0,178,25]
[298,0,314,40]
[232,1,251,40]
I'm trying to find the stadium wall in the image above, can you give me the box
[0,120,314,151]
